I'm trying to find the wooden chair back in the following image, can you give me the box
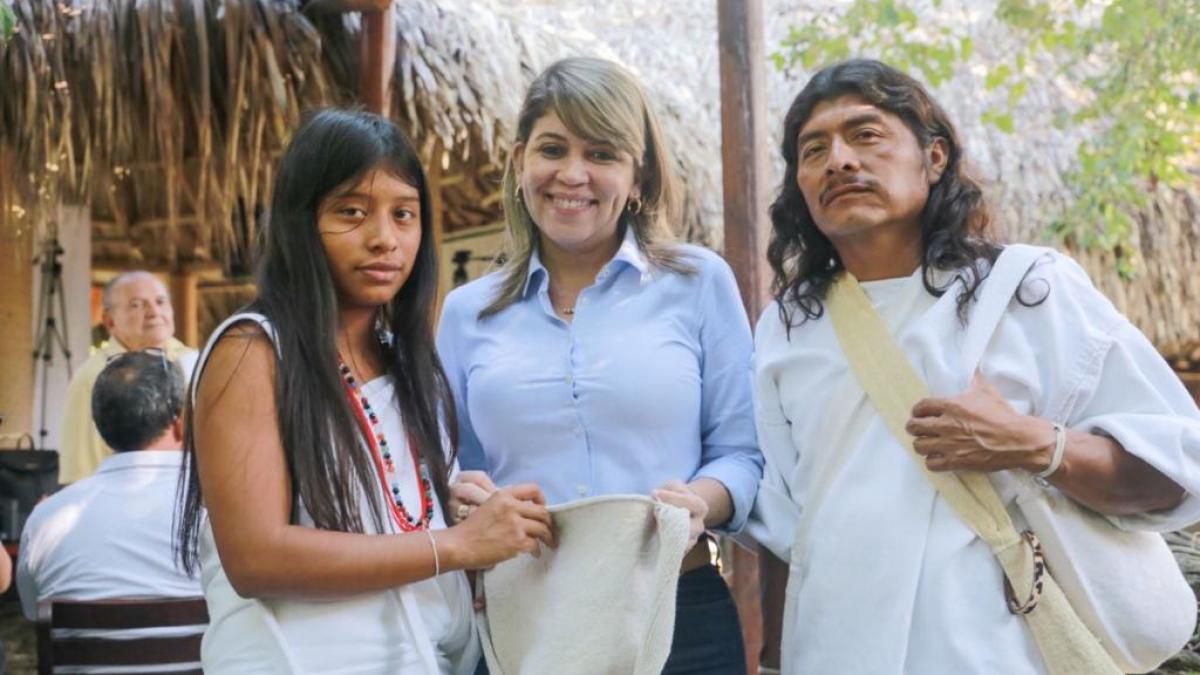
[36,597,208,675]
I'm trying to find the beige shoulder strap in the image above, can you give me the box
[826,267,1119,675]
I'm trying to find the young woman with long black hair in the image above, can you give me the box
[176,109,553,674]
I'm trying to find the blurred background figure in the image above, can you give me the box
[58,272,198,484]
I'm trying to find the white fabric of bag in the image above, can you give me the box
[962,246,1195,673]
[828,244,1194,674]
[477,495,691,675]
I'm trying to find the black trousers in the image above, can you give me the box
[660,563,747,675]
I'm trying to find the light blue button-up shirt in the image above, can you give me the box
[436,231,762,531]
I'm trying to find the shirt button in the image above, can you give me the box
[564,374,573,385]
[577,484,589,496]
[573,426,583,437]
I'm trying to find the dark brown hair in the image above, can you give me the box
[768,59,1002,328]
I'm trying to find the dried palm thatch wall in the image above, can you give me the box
[0,0,715,275]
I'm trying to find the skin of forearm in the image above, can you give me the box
[1042,427,1186,516]
[219,523,459,599]
[688,476,735,529]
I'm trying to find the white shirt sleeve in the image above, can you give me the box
[1070,318,1200,531]
[16,513,41,620]
[1007,252,1200,531]
[745,303,803,561]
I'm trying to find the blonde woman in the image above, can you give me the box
[436,57,762,674]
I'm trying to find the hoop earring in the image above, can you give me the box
[627,197,643,215]
[514,184,523,200]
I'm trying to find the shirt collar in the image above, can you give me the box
[521,227,652,298]
[103,336,189,359]
[611,227,651,280]
[95,450,185,474]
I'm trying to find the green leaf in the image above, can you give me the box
[985,64,1011,90]
[982,109,1016,133]
[1007,79,1028,105]
[959,36,974,60]
[0,2,15,44]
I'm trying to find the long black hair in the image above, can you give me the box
[176,109,456,574]
[767,59,1002,329]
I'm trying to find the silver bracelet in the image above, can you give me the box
[1036,422,1067,479]
[425,528,440,577]
[758,666,782,675]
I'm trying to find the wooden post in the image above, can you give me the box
[428,139,447,322]
[0,233,34,447]
[719,0,770,317]
[718,1,771,672]
[170,270,200,348]
[359,0,396,116]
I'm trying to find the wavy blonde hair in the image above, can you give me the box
[481,56,694,318]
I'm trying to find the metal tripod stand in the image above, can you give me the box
[31,224,73,445]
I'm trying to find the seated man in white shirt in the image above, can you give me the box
[18,350,200,620]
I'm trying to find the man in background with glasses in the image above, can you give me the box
[17,350,200,620]
[58,271,199,484]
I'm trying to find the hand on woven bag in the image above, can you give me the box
[906,370,1056,474]
[449,470,497,523]
[652,479,708,548]
[444,483,557,569]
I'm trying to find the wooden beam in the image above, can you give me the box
[719,0,769,318]
[169,271,200,348]
[304,0,391,15]
[0,230,34,447]
[718,1,771,672]
[428,139,446,322]
[358,1,396,116]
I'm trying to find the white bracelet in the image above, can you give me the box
[425,529,440,577]
[1036,422,1066,479]
[758,667,782,675]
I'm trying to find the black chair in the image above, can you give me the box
[36,597,208,675]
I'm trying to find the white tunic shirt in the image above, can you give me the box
[195,313,477,675]
[17,450,201,620]
[750,249,1200,674]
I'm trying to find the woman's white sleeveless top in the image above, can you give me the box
[192,312,478,674]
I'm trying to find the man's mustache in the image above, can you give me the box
[820,176,879,206]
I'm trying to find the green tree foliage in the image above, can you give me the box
[1,2,15,44]
[775,0,1200,276]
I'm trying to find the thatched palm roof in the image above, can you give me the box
[2,0,1197,361]
[0,0,716,269]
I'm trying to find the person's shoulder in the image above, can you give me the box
[672,243,729,273]
[24,478,94,533]
[659,244,737,293]
[442,270,507,318]
[754,300,791,342]
[985,244,1127,334]
[68,349,111,388]
[993,244,1108,305]
[196,320,278,398]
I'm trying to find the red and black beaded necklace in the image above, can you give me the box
[338,359,434,531]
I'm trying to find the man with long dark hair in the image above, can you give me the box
[749,59,1200,673]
